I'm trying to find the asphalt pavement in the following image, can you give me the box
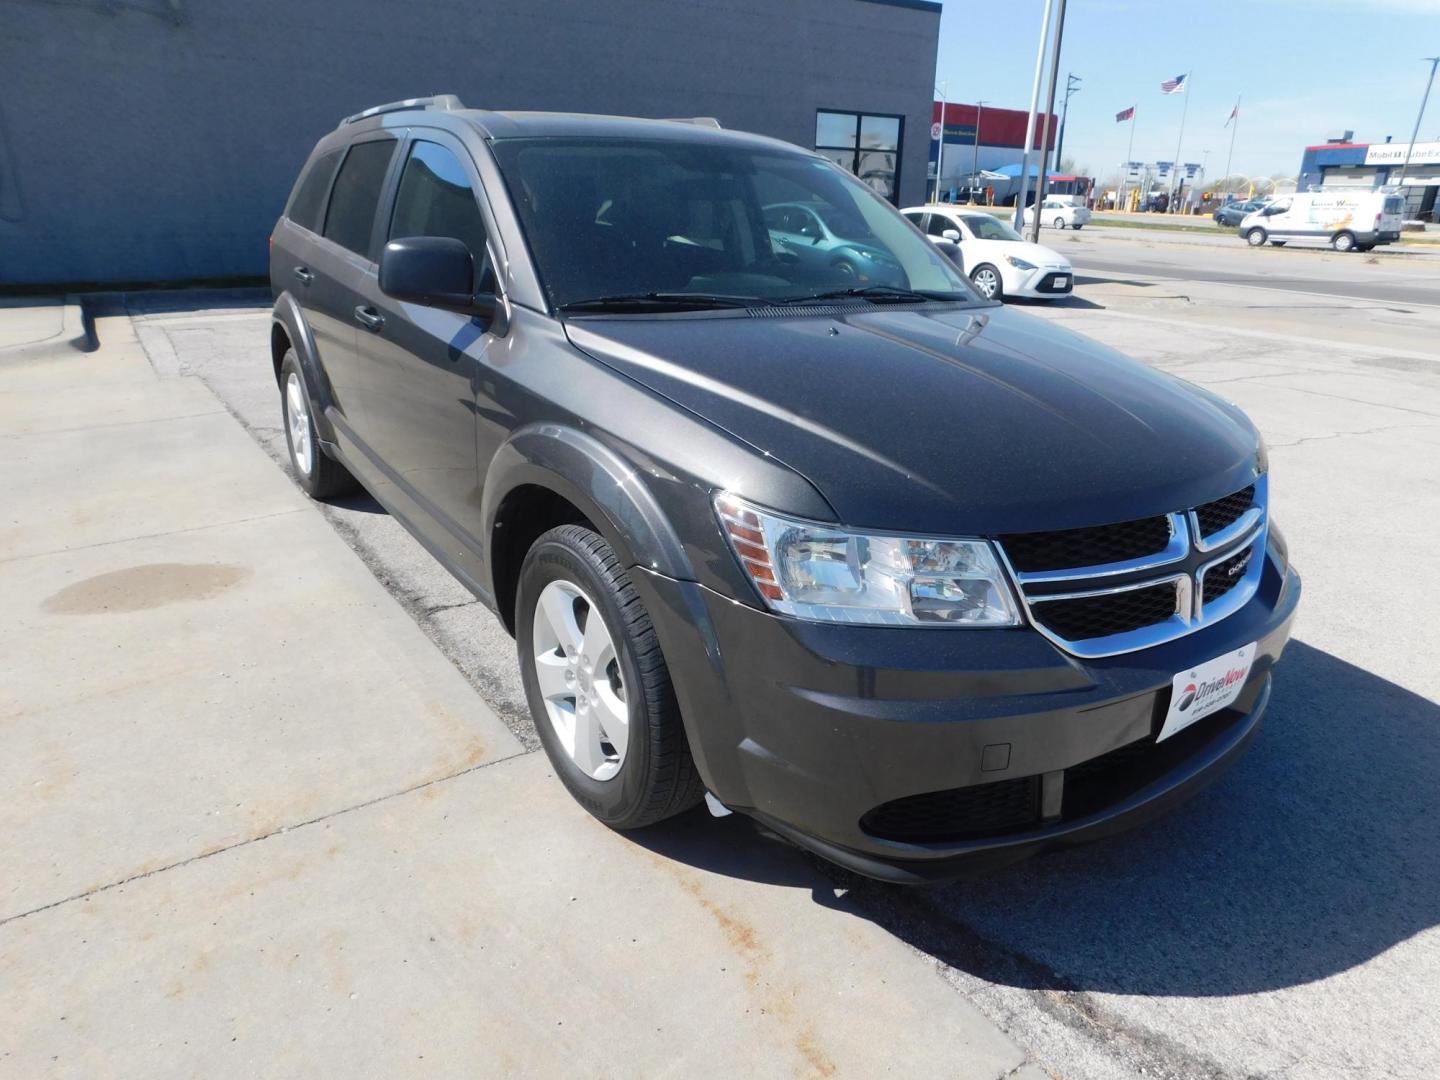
[15,232,1439,1079]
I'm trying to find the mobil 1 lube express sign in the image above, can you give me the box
[1364,141,1440,166]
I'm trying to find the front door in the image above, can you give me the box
[354,135,502,583]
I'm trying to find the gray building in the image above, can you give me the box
[0,0,941,286]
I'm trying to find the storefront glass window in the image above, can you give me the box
[815,110,904,203]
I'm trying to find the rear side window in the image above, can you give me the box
[388,141,488,262]
[286,149,342,233]
[322,138,397,257]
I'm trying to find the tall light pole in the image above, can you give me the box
[1013,0,1055,231]
[972,100,988,199]
[1053,74,1082,172]
[934,82,948,203]
[1029,0,1069,244]
[1396,56,1440,212]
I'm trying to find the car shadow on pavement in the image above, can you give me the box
[638,640,1440,996]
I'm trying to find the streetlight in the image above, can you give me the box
[972,100,988,201]
[1053,74,1082,172]
[935,82,948,203]
[1396,57,1440,216]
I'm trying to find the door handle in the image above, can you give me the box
[292,266,314,284]
[353,306,385,332]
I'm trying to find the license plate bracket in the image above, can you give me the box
[1158,642,1256,742]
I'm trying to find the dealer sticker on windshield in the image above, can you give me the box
[1158,642,1256,742]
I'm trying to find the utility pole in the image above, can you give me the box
[1012,0,1055,232]
[1054,74,1081,172]
[972,100,988,198]
[1396,57,1440,212]
[1029,0,1069,244]
[934,82,948,203]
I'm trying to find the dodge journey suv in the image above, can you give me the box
[270,96,1299,882]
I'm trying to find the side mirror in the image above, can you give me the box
[942,228,962,243]
[380,237,502,324]
[933,238,962,265]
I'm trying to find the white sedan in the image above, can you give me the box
[1023,198,1091,230]
[902,205,1075,301]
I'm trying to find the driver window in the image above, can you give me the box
[926,214,953,237]
[389,141,490,278]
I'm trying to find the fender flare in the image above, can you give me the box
[271,292,338,443]
[480,423,696,598]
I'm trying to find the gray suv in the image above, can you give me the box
[270,96,1299,882]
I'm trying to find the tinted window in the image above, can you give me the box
[925,214,952,237]
[287,149,342,232]
[323,138,396,257]
[389,141,488,263]
[491,137,973,308]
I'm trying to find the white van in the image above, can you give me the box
[1239,190,1404,252]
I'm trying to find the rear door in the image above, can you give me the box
[352,133,502,572]
[311,133,401,452]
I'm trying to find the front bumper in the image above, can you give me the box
[1012,268,1074,298]
[632,540,1300,883]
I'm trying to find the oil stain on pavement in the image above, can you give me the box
[42,562,250,614]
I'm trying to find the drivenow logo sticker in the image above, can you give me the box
[1159,642,1257,741]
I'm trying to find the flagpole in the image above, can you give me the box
[1171,71,1192,210]
[1223,94,1241,188]
[1119,109,1136,211]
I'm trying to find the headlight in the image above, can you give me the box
[714,494,1020,627]
[1005,255,1037,270]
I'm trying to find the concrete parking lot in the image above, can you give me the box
[4,230,1438,1078]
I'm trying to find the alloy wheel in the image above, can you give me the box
[285,371,313,476]
[531,579,629,781]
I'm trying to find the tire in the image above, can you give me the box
[279,350,357,499]
[1054,216,1066,230]
[970,263,1003,301]
[516,525,704,830]
[1245,227,1267,247]
[1332,231,1356,252]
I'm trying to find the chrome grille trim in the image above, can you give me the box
[997,475,1269,659]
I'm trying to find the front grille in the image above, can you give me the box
[1031,581,1177,641]
[1000,516,1172,573]
[1194,485,1254,538]
[860,776,1040,843]
[1203,547,1252,604]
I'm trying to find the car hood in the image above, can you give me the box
[974,239,1069,268]
[564,306,1261,535]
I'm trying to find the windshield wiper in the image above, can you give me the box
[772,285,954,305]
[558,292,758,313]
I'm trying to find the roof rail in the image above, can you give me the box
[341,94,465,125]
[663,116,723,129]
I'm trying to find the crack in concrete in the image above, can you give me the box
[0,747,533,929]
[1270,423,1440,448]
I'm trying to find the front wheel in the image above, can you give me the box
[517,525,704,830]
[279,350,357,499]
[1332,231,1357,252]
[1054,216,1067,230]
[970,263,1003,301]
[1245,227,1268,247]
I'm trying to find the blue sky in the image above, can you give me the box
[933,0,1440,182]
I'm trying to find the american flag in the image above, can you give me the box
[1116,106,1135,122]
[1161,74,1188,95]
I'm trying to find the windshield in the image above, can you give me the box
[489,137,976,309]
[962,215,1023,242]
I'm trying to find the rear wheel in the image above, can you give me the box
[1245,227,1268,247]
[1332,231,1356,252]
[279,350,357,499]
[970,263,1003,300]
[517,525,704,830]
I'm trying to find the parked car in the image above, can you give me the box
[763,201,905,286]
[1240,190,1404,252]
[270,97,1299,882]
[1023,198,1091,230]
[902,205,1073,300]
[1213,198,1267,227]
